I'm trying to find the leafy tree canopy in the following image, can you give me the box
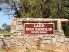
[0,0,69,18]
[2,23,11,32]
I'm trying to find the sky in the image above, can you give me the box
[0,0,19,28]
[0,11,13,28]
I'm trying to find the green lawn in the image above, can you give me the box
[0,31,10,35]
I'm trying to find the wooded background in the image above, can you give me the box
[0,0,69,36]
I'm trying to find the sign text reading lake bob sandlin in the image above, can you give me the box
[24,23,54,35]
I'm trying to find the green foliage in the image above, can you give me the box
[19,0,69,18]
[0,31,10,34]
[2,23,11,32]
[62,22,69,36]
[0,28,2,31]
[19,0,52,18]
[0,0,69,18]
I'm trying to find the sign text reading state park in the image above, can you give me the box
[24,23,54,35]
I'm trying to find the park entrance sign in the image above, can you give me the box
[24,23,54,35]
[10,18,69,50]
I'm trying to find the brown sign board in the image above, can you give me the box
[24,23,54,35]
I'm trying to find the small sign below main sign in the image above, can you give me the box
[24,23,54,35]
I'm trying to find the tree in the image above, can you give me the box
[2,23,11,32]
[19,0,52,18]
[0,0,69,18]
[0,28,2,31]
[2,23,7,31]
[0,0,52,18]
[52,0,69,18]
[5,25,11,32]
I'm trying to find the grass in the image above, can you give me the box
[0,31,10,35]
